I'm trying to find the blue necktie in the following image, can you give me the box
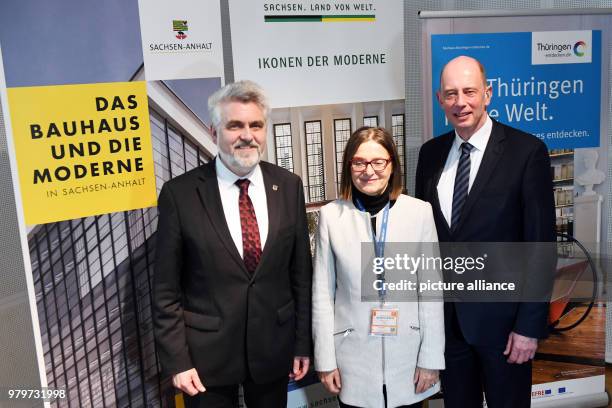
[451,142,474,231]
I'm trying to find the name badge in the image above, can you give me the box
[369,306,399,337]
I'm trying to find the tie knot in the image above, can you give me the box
[461,142,474,154]
[235,179,250,193]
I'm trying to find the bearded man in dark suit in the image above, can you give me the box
[153,80,312,408]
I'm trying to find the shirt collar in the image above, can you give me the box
[453,114,492,153]
[215,156,263,190]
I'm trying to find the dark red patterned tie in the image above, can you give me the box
[235,179,262,274]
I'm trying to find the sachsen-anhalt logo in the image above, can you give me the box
[173,20,188,40]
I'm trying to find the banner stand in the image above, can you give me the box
[419,8,611,408]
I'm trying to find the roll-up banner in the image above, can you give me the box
[228,1,404,405]
[421,10,609,408]
[0,0,224,406]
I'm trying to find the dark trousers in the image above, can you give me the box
[441,305,532,408]
[338,385,423,408]
[183,375,288,408]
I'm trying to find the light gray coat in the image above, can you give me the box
[312,195,445,408]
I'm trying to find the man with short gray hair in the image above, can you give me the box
[154,80,312,407]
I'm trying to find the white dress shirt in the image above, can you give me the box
[436,115,493,227]
[216,158,268,258]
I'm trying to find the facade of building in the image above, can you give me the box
[269,100,406,203]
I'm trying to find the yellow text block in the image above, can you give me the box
[8,81,157,224]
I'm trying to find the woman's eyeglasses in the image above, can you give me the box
[350,158,391,172]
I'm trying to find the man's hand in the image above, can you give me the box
[504,331,538,364]
[413,367,439,394]
[317,369,342,395]
[172,368,206,396]
[289,356,310,381]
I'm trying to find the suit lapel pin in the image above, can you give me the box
[272,184,278,191]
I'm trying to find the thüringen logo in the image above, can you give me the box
[574,41,586,56]
[532,31,592,65]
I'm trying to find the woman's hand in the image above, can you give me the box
[318,369,342,395]
[413,367,439,394]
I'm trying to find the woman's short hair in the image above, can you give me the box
[339,126,403,201]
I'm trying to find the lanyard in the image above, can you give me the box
[355,200,390,300]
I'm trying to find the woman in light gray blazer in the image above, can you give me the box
[312,127,444,408]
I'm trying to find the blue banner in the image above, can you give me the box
[431,31,601,149]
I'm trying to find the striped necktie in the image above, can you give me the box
[451,142,474,231]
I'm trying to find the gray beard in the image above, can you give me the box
[218,148,261,175]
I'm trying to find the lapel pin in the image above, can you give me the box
[272,184,278,191]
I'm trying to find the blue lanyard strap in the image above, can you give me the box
[377,203,390,258]
[355,200,390,300]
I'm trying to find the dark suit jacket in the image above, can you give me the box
[153,159,312,386]
[415,119,555,347]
